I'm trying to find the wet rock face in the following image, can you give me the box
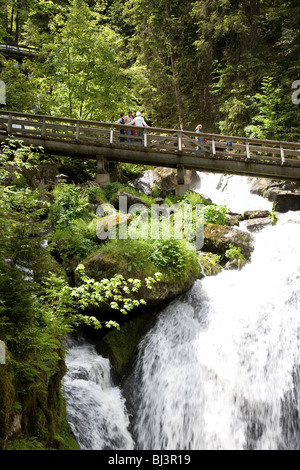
[203,223,254,260]
[244,217,272,233]
[250,179,300,213]
[134,168,200,196]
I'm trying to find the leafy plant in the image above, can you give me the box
[150,238,200,279]
[49,183,91,229]
[204,204,228,225]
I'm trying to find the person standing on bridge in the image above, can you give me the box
[195,124,206,154]
[131,111,149,145]
[124,110,134,143]
[117,112,125,142]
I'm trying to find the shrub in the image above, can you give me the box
[49,184,91,229]
[52,218,99,264]
[150,238,200,279]
[204,204,228,225]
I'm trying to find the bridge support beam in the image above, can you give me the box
[175,165,189,195]
[96,156,110,186]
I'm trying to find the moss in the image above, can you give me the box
[0,358,15,449]
[97,309,155,384]
[198,252,223,276]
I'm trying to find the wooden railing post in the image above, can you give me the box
[211,136,216,156]
[7,113,12,133]
[144,128,148,148]
[280,144,285,165]
[41,117,46,138]
[76,120,80,141]
[178,131,182,152]
[246,140,250,160]
[110,125,114,144]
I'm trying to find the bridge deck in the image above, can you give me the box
[0,110,300,182]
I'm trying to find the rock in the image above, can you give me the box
[242,210,271,220]
[203,223,254,261]
[23,164,59,189]
[80,250,196,318]
[244,217,272,232]
[134,167,200,196]
[96,309,156,384]
[250,178,300,213]
[96,213,133,240]
[226,213,240,226]
[197,251,223,276]
[266,189,300,213]
[110,190,150,210]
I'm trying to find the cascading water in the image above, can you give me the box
[127,210,300,450]
[194,172,272,212]
[64,173,300,450]
[63,338,134,450]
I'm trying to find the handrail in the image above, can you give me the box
[0,110,299,169]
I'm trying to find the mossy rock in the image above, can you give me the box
[203,223,254,261]
[96,309,155,384]
[33,251,69,284]
[198,251,223,276]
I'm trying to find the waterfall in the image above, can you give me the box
[194,173,272,212]
[128,209,300,450]
[64,173,300,450]
[63,338,134,450]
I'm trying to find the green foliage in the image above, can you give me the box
[183,190,212,208]
[98,238,154,277]
[150,238,200,279]
[33,0,135,120]
[49,183,91,229]
[119,163,151,181]
[198,252,222,276]
[43,264,161,325]
[52,218,99,264]
[225,244,245,262]
[204,204,228,225]
[244,76,299,141]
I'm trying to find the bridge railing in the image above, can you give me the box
[0,110,299,166]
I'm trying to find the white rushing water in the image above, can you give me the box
[129,210,300,450]
[64,173,300,450]
[195,173,272,213]
[63,339,134,450]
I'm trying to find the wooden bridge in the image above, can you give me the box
[0,110,300,187]
[0,44,39,61]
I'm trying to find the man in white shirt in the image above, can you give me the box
[131,111,149,145]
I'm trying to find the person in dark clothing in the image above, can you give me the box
[117,112,125,142]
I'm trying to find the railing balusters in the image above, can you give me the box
[1,111,300,180]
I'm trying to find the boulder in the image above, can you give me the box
[134,167,200,196]
[110,190,150,210]
[96,213,133,240]
[266,189,300,213]
[241,210,271,220]
[79,251,196,317]
[203,223,254,261]
[250,178,300,213]
[244,217,272,233]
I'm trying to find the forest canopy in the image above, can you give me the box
[0,0,299,138]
